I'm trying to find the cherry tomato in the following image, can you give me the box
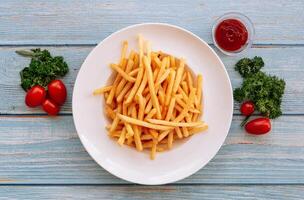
[240,101,255,116]
[245,117,271,135]
[47,80,67,105]
[25,85,46,107]
[42,99,60,116]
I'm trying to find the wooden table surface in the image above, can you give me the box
[1,0,304,199]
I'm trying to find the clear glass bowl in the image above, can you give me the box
[212,12,255,56]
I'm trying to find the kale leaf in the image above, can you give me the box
[17,49,69,91]
[234,57,285,119]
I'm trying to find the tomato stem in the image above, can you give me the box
[240,115,251,127]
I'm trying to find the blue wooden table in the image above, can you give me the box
[1,0,304,199]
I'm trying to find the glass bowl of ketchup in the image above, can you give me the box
[212,12,254,56]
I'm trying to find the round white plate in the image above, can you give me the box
[73,23,233,185]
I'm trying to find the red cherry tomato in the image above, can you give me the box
[47,80,67,105]
[42,99,60,116]
[25,85,46,107]
[245,117,271,135]
[240,101,255,116]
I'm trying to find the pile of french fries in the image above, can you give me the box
[94,35,208,159]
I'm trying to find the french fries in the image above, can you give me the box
[94,35,208,159]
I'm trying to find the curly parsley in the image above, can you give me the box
[16,49,69,91]
[234,57,285,119]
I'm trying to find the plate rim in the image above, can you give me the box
[72,22,233,185]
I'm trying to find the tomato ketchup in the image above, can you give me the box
[213,13,254,55]
[215,19,248,52]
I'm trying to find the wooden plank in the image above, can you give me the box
[0,115,303,184]
[0,46,303,114]
[1,185,304,199]
[0,0,303,45]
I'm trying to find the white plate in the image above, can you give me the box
[73,23,233,185]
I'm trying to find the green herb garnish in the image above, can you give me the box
[16,49,69,91]
[234,56,285,119]
[235,56,264,78]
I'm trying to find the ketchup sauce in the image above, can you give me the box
[215,19,248,52]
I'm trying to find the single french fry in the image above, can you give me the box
[122,102,128,115]
[127,136,134,145]
[156,69,170,85]
[145,108,157,120]
[175,88,196,122]
[142,141,153,148]
[161,106,167,119]
[189,124,208,135]
[175,96,188,108]
[165,96,176,121]
[131,105,143,151]
[181,124,189,137]
[125,67,144,104]
[177,86,189,102]
[194,95,199,108]
[197,74,203,109]
[158,87,165,106]
[143,56,162,119]
[119,41,128,66]
[138,34,144,67]
[168,131,173,149]
[162,80,168,92]
[185,113,192,123]
[129,68,140,77]
[93,86,112,95]
[155,57,167,83]
[135,67,147,96]
[109,104,122,132]
[170,55,176,68]
[105,105,116,120]
[128,50,135,61]
[149,129,159,139]
[146,41,152,64]
[153,56,162,68]
[153,67,160,82]
[141,134,153,140]
[137,94,146,120]
[158,130,170,142]
[127,102,134,116]
[150,139,157,160]
[115,59,134,96]
[181,81,189,94]
[116,82,133,103]
[182,71,187,82]
[117,127,126,146]
[144,98,153,114]
[172,59,185,94]
[146,118,204,127]
[117,114,173,130]
[106,75,120,105]
[133,53,139,69]
[110,130,122,138]
[125,123,134,138]
[165,69,176,106]
[175,127,183,138]
[156,145,168,152]
[192,113,199,122]
[187,71,194,90]
[174,103,183,113]
[110,64,136,83]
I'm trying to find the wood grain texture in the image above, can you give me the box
[0,46,303,114]
[0,115,303,184]
[1,185,304,200]
[0,0,303,45]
